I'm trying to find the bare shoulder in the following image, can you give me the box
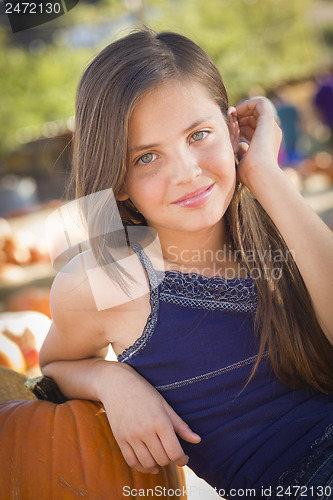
[39,248,152,366]
[50,248,150,337]
[50,251,99,328]
[39,252,110,366]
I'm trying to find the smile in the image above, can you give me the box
[172,184,215,208]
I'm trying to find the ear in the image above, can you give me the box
[227,106,240,153]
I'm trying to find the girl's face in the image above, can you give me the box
[119,79,239,238]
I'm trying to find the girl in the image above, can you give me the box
[39,29,333,498]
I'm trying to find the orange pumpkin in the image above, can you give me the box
[0,398,187,499]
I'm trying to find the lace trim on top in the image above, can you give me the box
[117,243,257,363]
[155,269,257,313]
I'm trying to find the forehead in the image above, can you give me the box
[128,80,223,142]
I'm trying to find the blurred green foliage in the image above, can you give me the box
[0,46,88,154]
[153,0,327,101]
[0,0,331,159]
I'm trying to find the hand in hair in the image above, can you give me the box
[235,97,282,187]
[235,98,333,345]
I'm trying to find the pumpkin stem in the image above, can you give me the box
[25,375,68,404]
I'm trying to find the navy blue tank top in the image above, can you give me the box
[118,244,333,494]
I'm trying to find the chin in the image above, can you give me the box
[174,212,225,234]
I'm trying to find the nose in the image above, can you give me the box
[169,149,202,185]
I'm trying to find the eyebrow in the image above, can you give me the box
[129,117,213,154]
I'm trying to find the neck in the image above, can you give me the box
[151,220,238,276]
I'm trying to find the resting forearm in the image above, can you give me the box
[41,357,133,402]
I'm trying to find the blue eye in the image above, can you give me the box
[136,152,157,165]
[191,131,209,142]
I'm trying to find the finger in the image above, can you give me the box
[238,116,257,129]
[238,126,255,142]
[163,403,201,443]
[237,141,249,162]
[237,108,260,120]
[134,441,161,470]
[120,442,159,474]
[238,98,279,129]
[236,96,269,114]
[145,435,173,467]
[158,427,190,467]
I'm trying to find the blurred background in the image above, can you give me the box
[0,1,332,496]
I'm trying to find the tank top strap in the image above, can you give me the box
[130,242,161,292]
[118,242,161,363]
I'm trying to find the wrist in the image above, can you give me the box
[240,162,283,196]
[92,358,135,402]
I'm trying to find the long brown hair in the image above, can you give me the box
[69,28,333,393]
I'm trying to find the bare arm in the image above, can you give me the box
[39,261,200,474]
[236,98,333,343]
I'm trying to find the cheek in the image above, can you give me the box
[126,171,162,209]
[204,142,236,178]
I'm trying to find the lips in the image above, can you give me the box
[172,184,215,208]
